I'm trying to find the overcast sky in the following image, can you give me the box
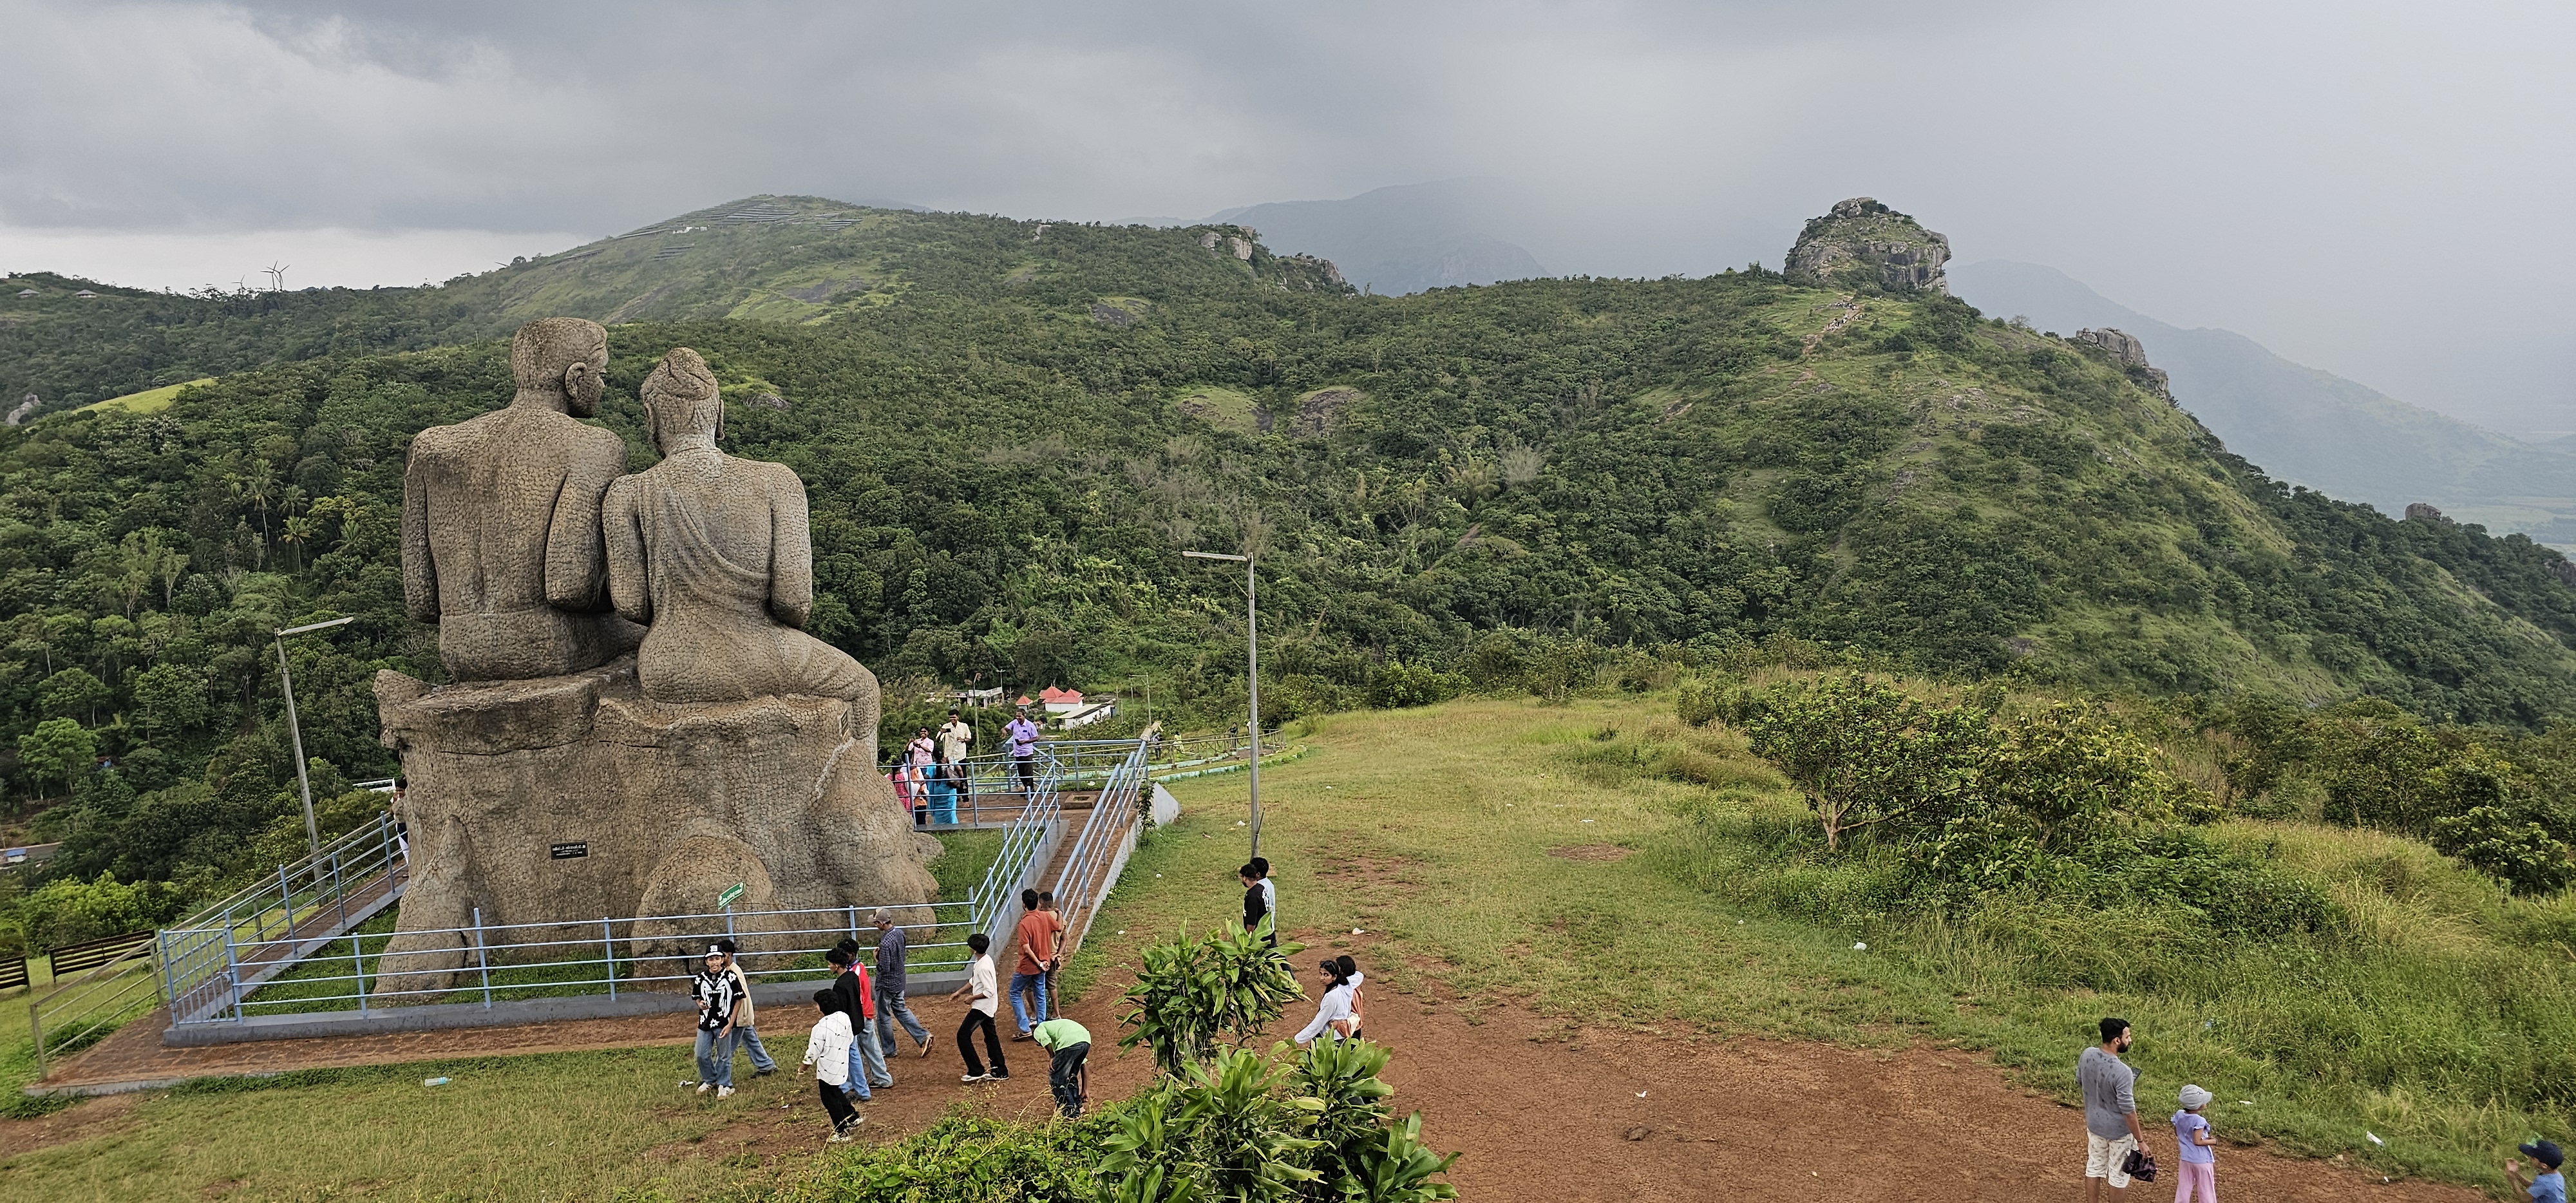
[3,0,2570,426]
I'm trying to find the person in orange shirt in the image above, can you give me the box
[1009,887,1059,1037]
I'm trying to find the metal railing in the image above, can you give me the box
[160,814,410,1025]
[30,811,409,1072]
[175,901,989,1022]
[1048,733,1157,961]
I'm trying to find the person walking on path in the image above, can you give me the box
[689,947,739,1097]
[1007,706,1042,797]
[1241,864,1274,948]
[2172,1085,2217,1203]
[871,907,933,1059]
[826,944,889,1095]
[2510,1139,2567,1203]
[715,940,777,1077]
[948,933,1009,1082]
[1253,856,1275,927]
[1032,1015,1091,1117]
[1009,887,1059,1037]
[800,989,864,1142]
[938,708,976,807]
[1294,958,1355,1047]
[2080,1017,2150,1201]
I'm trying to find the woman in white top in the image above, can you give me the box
[1294,958,1355,1046]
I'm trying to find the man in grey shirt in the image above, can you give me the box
[872,908,933,1058]
[2079,1017,2152,1200]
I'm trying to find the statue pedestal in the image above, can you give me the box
[369,657,937,999]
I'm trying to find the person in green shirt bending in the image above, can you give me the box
[1030,1016,1090,1117]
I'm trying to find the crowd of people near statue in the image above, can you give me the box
[672,847,1373,1146]
[889,703,1054,826]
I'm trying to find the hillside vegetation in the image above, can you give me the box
[5,198,2576,938]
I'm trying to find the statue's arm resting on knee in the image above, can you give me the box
[602,476,652,626]
[766,465,815,630]
[401,441,440,624]
[544,448,621,612]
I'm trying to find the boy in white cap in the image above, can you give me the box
[2172,1085,2217,1202]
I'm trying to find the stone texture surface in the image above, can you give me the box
[372,657,938,998]
[1785,197,1951,293]
[377,337,934,1000]
[603,348,876,711]
[401,317,642,682]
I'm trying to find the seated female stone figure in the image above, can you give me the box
[603,348,876,715]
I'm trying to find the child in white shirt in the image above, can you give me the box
[800,989,863,1141]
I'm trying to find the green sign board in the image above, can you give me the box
[717,882,745,907]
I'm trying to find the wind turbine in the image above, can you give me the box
[263,261,289,292]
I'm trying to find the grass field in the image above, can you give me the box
[74,377,213,415]
[1,697,2564,1198]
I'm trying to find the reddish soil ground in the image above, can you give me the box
[14,950,2491,1201]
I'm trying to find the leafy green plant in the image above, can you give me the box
[2434,805,2576,895]
[1740,674,1992,849]
[1119,922,1308,1075]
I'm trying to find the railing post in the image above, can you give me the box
[279,863,295,945]
[604,919,616,1000]
[354,933,368,1017]
[225,926,243,1022]
[847,904,858,949]
[473,907,493,1009]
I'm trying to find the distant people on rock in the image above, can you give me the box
[2510,1139,2566,1203]
[690,945,739,1097]
[1031,1014,1092,1118]
[402,317,642,682]
[1007,706,1042,795]
[1295,958,1356,1046]
[801,989,863,1142]
[871,907,933,1059]
[2172,1085,2217,1203]
[601,347,877,717]
[715,940,776,1077]
[949,932,1008,1083]
[1241,864,1274,948]
[2079,1017,2149,1201]
[1010,887,1059,1037]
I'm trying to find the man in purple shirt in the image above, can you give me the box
[1007,706,1042,796]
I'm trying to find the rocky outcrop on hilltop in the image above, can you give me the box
[2072,327,2172,399]
[1786,198,1950,292]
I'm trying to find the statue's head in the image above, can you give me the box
[510,317,610,417]
[639,347,722,455]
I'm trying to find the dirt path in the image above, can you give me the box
[7,959,2493,1200]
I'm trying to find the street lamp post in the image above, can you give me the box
[1183,549,1259,858]
[274,616,358,855]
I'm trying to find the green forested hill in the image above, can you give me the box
[6,196,2576,909]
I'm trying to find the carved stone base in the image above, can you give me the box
[370,657,938,1000]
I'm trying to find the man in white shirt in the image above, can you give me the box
[800,989,862,1141]
[947,932,1009,1082]
[938,709,976,810]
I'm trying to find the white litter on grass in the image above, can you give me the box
[2238,1101,2254,1106]
[1736,920,1745,925]
[423,1077,451,1087]
[1582,819,1595,824]
[1853,942,1868,951]
[1636,1090,1648,1097]
[1352,928,1365,935]
[2367,1132,2385,1146]
[1118,930,1127,935]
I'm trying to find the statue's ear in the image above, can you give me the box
[562,359,591,393]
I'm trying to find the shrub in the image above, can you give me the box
[1739,674,1992,850]
[18,871,170,952]
[1119,922,1307,1076]
[1367,661,1467,710]
[2432,806,2576,896]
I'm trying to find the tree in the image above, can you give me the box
[37,667,109,725]
[18,718,97,801]
[1741,674,1992,851]
[131,661,213,736]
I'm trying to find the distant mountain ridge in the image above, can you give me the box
[1210,179,1548,296]
[1951,260,2576,542]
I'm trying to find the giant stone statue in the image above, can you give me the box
[402,317,643,679]
[370,329,936,1001]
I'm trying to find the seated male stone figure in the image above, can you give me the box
[402,317,642,681]
[604,347,876,721]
